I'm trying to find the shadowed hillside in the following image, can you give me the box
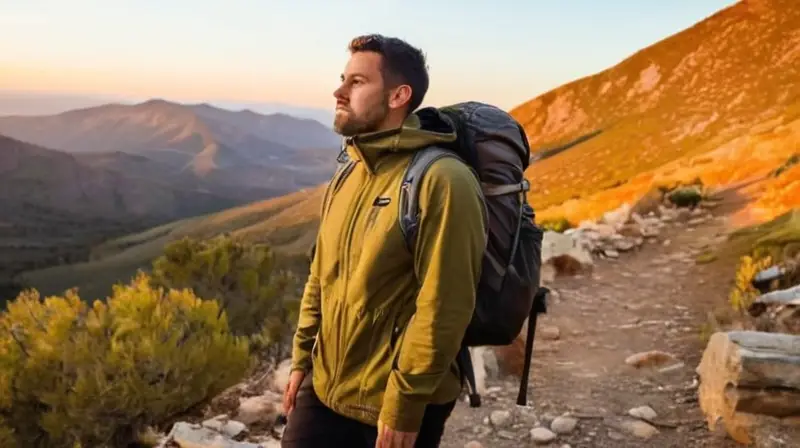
[0,134,242,293]
[17,186,326,300]
[513,0,800,224]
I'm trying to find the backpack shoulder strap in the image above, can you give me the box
[397,146,461,252]
[309,146,356,261]
[321,151,356,221]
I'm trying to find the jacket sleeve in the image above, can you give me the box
[378,157,487,432]
[290,236,322,374]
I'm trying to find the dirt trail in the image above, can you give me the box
[440,205,746,448]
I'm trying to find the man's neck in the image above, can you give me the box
[376,112,407,132]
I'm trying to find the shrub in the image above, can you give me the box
[667,186,703,208]
[728,254,773,312]
[149,235,299,360]
[0,273,251,447]
[538,217,572,233]
[772,153,799,177]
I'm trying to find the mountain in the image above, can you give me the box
[15,0,800,300]
[0,133,241,288]
[512,0,800,224]
[0,90,335,124]
[0,99,342,200]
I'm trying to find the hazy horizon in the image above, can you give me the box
[2,0,737,113]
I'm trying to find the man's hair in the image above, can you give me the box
[348,34,429,114]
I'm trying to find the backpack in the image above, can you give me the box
[313,101,547,408]
[400,102,546,407]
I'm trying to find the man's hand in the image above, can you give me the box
[375,419,418,448]
[282,370,305,416]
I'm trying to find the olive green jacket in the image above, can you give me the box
[290,113,487,432]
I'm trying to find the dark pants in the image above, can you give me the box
[281,375,457,448]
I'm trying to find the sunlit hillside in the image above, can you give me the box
[512,0,799,225]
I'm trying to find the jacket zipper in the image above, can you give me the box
[328,138,371,404]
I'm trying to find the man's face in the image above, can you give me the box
[332,51,390,136]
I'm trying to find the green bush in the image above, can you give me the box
[538,217,572,233]
[0,273,251,448]
[667,186,703,208]
[149,235,299,359]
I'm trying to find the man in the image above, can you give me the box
[280,34,487,448]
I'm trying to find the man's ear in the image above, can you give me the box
[388,84,412,110]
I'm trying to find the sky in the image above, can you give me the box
[1,0,738,112]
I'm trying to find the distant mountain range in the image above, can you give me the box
[0,90,336,125]
[0,98,342,203]
[0,98,341,290]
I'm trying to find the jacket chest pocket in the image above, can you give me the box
[351,191,402,263]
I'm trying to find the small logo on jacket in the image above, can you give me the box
[373,196,391,206]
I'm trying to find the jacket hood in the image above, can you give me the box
[345,107,457,173]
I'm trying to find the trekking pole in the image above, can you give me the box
[516,286,549,406]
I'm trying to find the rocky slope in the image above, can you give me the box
[512,0,800,224]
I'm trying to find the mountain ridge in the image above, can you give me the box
[0,98,342,200]
[510,0,799,223]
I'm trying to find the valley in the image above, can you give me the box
[0,99,340,297]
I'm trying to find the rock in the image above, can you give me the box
[464,441,484,448]
[201,415,247,439]
[602,203,632,230]
[614,239,637,252]
[270,358,292,394]
[696,331,800,445]
[540,325,561,340]
[490,410,512,428]
[236,393,281,426]
[470,346,500,394]
[606,418,659,439]
[541,230,594,277]
[530,427,557,444]
[628,406,658,421]
[160,422,264,448]
[608,430,625,440]
[625,350,676,368]
[603,249,619,258]
[624,420,659,439]
[747,285,800,335]
[550,416,578,434]
[496,430,516,439]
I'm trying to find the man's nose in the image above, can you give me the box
[333,84,348,100]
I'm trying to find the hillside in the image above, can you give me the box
[512,0,800,224]
[0,99,341,199]
[0,134,241,293]
[17,186,325,300]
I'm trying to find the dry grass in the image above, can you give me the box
[515,0,800,223]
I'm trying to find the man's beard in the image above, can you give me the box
[333,95,389,137]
